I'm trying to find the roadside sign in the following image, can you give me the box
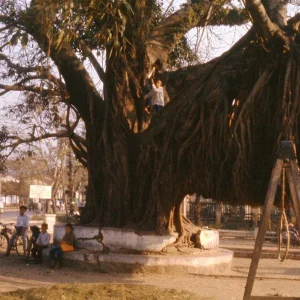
[29,185,52,199]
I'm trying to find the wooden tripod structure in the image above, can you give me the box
[243,141,300,300]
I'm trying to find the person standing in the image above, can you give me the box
[150,79,164,112]
[144,59,165,114]
[6,205,30,256]
[37,202,42,213]
[49,200,54,213]
[0,197,4,216]
[144,78,164,113]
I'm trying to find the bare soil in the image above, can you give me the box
[0,253,300,299]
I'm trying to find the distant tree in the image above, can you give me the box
[3,140,87,208]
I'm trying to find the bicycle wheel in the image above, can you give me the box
[278,210,290,262]
[68,214,80,224]
[0,234,9,253]
[15,235,29,256]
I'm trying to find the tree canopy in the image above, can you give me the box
[0,0,299,236]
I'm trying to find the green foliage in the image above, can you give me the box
[168,36,198,69]
[2,0,201,68]
[151,1,199,69]
[29,0,135,56]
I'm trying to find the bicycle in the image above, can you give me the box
[281,224,300,246]
[67,210,80,224]
[25,225,40,262]
[0,223,10,253]
[0,223,29,255]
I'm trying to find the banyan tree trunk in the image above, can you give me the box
[82,27,300,237]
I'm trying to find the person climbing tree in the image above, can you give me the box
[152,78,164,113]
[144,59,164,114]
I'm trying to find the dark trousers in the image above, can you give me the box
[145,97,151,108]
[153,105,163,112]
[32,244,48,261]
[49,246,63,261]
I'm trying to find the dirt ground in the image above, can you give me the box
[0,253,300,300]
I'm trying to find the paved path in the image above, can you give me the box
[0,209,37,224]
[220,238,300,259]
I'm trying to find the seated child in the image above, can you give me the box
[49,223,75,269]
[32,223,51,263]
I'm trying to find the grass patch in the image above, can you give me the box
[0,283,212,300]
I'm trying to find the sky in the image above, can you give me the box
[173,0,300,60]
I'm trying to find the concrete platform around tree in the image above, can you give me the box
[50,225,231,274]
[43,248,233,275]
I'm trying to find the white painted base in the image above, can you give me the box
[61,248,233,275]
[54,225,177,253]
[54,225,220,252]
[49,226,229,274]
[195,229,219,250]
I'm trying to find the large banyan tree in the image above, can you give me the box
[0,0,300,236]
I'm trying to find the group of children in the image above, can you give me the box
[29,222,75,269]
[5,205,75,269]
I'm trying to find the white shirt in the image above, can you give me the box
[147,84,164,106]
[16,214,30,228]
[36,232,51,246]
[0,200,4,209]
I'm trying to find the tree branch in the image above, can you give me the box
[204,5,249,26]
[0,14,23,30]
[2,130,70,153]
[0,82,59,96]
[69,135,87,167]
[244,0,287,43]
[1,119,84,161]
[0,53,49,74]
[0,53,65,96]
[46,72,67,91]
[287,13,300,31]
[10,4,106,122]
[146,2,249,65]
[79,40,106,83]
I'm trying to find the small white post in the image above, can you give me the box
[44,214,56,234]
